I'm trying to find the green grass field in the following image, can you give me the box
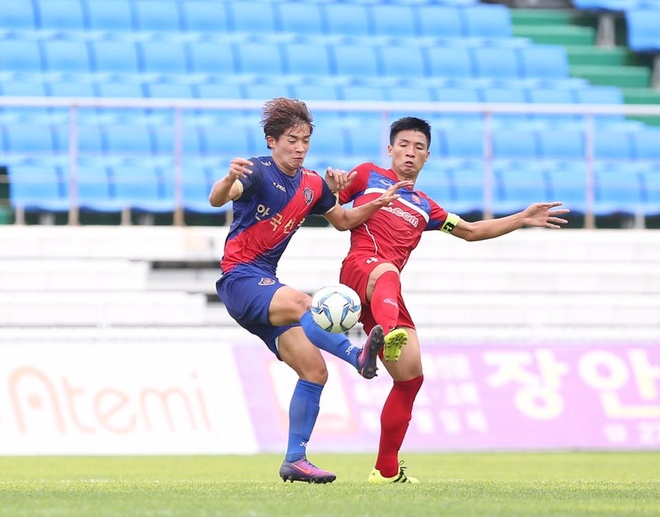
[1,452,659,516]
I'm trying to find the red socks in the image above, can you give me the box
[370,270,401,334]
[375,375,424,478]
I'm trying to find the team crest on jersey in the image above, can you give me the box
[258,278,276,286]
[412,194,420,204]
[303,187,313,205]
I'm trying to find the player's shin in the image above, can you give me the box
[300,311,361,367]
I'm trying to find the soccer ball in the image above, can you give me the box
[310,284,362,333]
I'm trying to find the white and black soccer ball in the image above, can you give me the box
[310,284,362,333]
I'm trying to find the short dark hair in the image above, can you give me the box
[389,117,431,148]
[261,97,314,149]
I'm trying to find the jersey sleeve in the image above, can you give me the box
[235,157,263,198]
[309,174,338,215]
[422,193,460,233]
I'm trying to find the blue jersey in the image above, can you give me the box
[221,157,337,275]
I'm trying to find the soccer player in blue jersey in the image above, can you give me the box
[338,117,569,484]
[209,98,410,484]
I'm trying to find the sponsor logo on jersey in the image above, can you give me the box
[303,187,313,205]
[261,160,272,166]
[381,205,419,228]
[258,278,276,286]
[272,181,286,192]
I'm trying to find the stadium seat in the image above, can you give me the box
[307,127,349,158]
[639,166,660,215]
[371,4,419,37]
[151,125,203,156]
[3,123,56,154]
[277,2,324,35]
[85,0,136,32]
[462,4,512,39]
[493,163,549,214]
[198,126,255,157]
[630,129,660,160]
[133,0,182,32]
[282,42,332,76]
[0,0,36,30]
[187,41,235,75]
[110,164,174,213]
[593,131,634,160]
[426,47,474,79]
[537,130,585,159]
[438,129,484,158]
[0,40,44,73]
[331,43,380,77]
[322,3,372,36]
[289,83,340,101]
[74,166,123,213]
[340,84,387,102]
[162,165,223,214]
[145,82,196,99]
[527,88,581,125]
[91,41,140,74]
[594,167,643,215]
[416,5,464,38]
[7,164,69,212]
[545,162,587,213]
[450,160,485,214]
[139,41,190,75]
[518,45,569,80]
[48,80,97,98]
[573,85,625,125]
[53,124,105,155]
[196,83,244,100]
[235,42,285,75]
[227,1,277,33]
[626,9,660,52]
[345,126,385,158]
[479,88,530,125]
[433,87,482,125]
[388,85,435,103]
[472,47,521,79]
[0,79,54,122]
[414,165,454,204]
[42,40,93,74]
[243,82,293,101]
[103,125,154,155]
[35,0,86,31]
[491,130,538,159]
[179,1,229,33]
[378,44,427,78]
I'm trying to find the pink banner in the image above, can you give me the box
[234,344,660,451]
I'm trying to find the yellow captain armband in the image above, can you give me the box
[441,213,460,233]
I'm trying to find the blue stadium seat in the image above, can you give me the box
[479,88,530,125]
[631,129,660,160]
[527,88,581,125]
[235,42,285,75]
[593,131,634,160]
[388,85,435,102]
[103,125,154,155]
[331,43,380,77]
[491,130,538,159]
[74,166,123,213]
[425,47,474,79]
[371,4,419,37]
[48,80,97,98]
[198,126,255,157]
[91,40,140,74]
[433,87,482,125]
[227,1,277,33]
[345,126,385,157]
[282,42,332,76]
[42,40,92,74]
[7,164,69,211]
[243,82,293,100]
[518,45,569,79]
[152,125,203,156]
[145,82,195,99]
[472,47,521,79]
[187,41,235,75]
[594,167,643,215]
[53,124,105,154]
[180,1,229,32]
[196,83,244,99]
[0,0,36,30]
[414,165,454,204]
[416,5,464,38]
[462,4,512,39]
[537,130,585,159]
[133,0,182,32]
[340,84,387,102]
[162,165,217,214]
[639,166,660,215]
[307,127,349,157]
[378,44,426,78]
[450,160,485,214]
[289,83,340,101]
[0,40,44,73]
[3,123,56,154]
[545,162,587,213]
[573,85,625,125]
[277,2,324,35]
[0,79,53,122]
[36,0,86,31]
[139,41,189,75]
[438,129,484,158]
[493,163,549,214]
[85,0,135,32]
[110,164,174,213]
[322,3,372,36]
[626,9,660,52]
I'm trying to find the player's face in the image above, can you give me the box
[268,124,312,176]
[388,129,429,180]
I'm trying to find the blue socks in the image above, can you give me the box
[300,310,360,369]
[286,379,323,462]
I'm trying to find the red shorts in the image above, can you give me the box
[339,253,415,335]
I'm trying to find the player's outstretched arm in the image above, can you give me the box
[209,157,253,207]
[325,180,413,231]
[451,202,569,242]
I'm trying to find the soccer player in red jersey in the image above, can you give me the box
[338,117,569,483]
[209,98,409,483]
